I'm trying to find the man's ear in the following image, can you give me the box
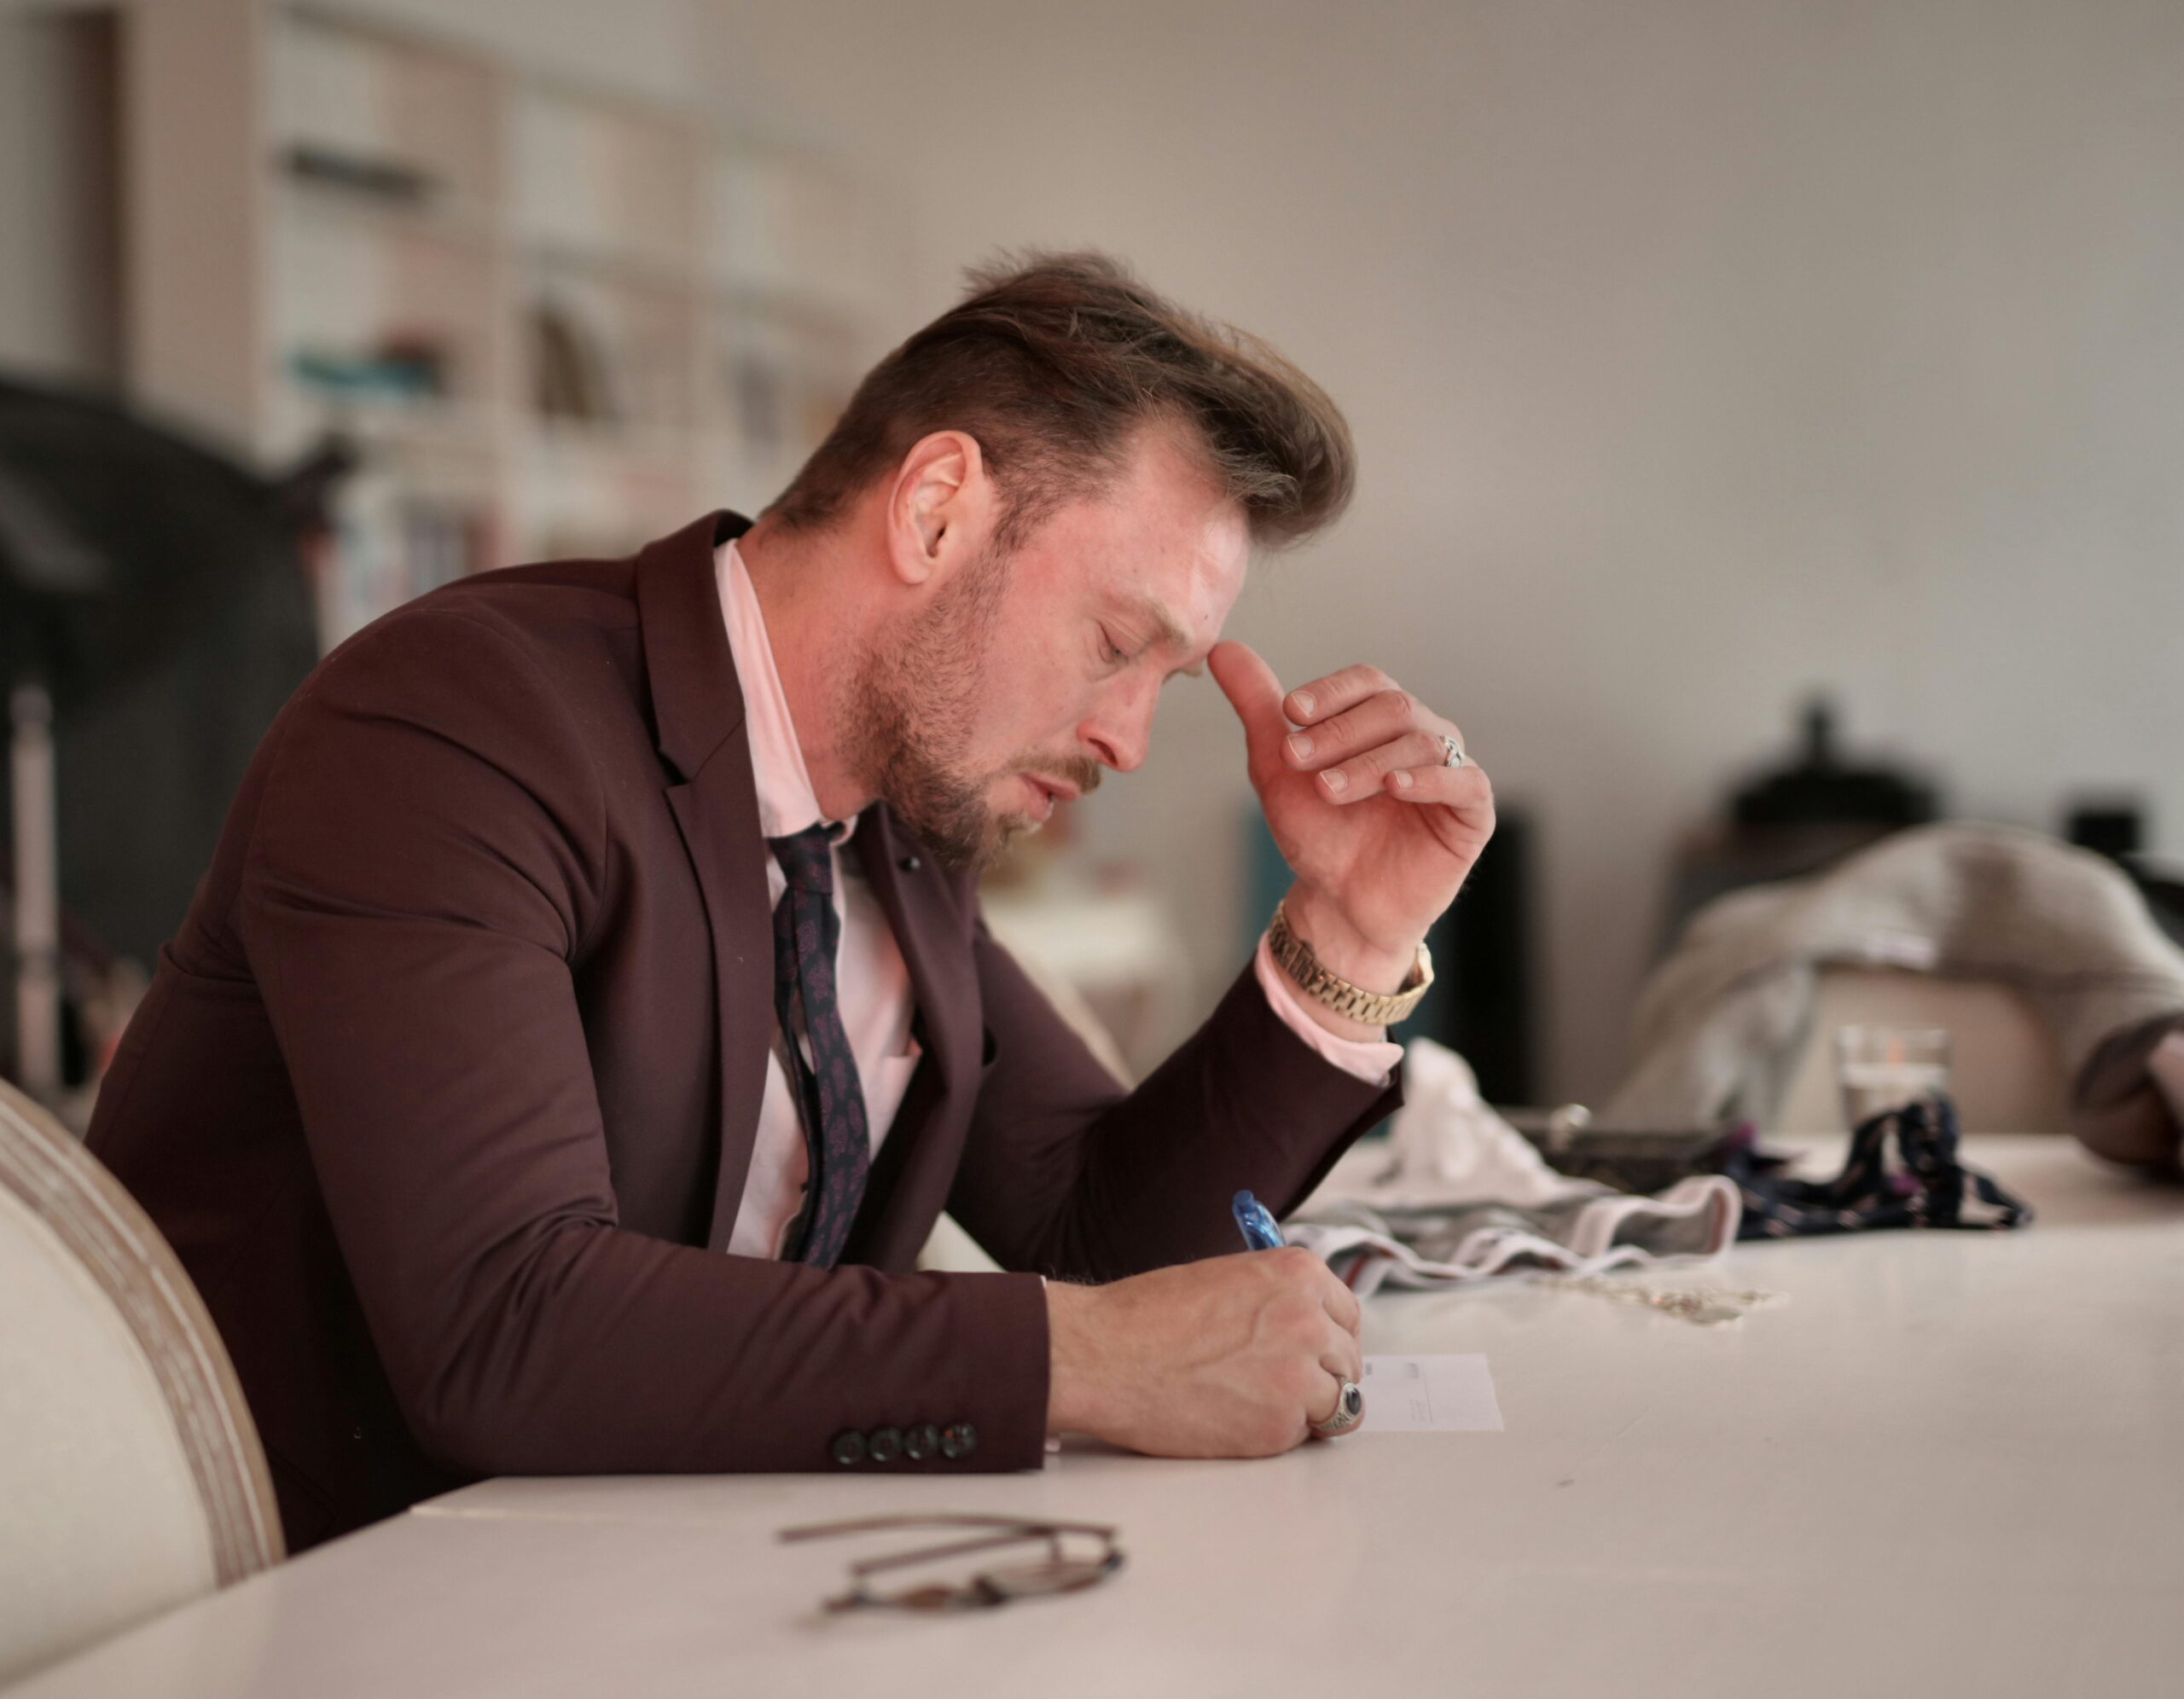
[884,430,992,588]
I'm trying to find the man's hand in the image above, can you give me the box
[1045,1250,1365,1454]
[1209,641,1494,1010]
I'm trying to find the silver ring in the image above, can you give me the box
[1438,734,1466,769]
[1313,1379,1365,1435]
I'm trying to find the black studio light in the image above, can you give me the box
[0,377,333,1104]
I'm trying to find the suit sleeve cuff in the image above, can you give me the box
[1253,934,1406,1086]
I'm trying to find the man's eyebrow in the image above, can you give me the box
[1122,592,1204,674]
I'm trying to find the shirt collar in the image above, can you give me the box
[714,536,856,847]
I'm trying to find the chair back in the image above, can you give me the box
[0,1080,282,1686]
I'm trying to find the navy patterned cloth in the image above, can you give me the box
[768,825,870,1267]
[1722,1095,2033,1239]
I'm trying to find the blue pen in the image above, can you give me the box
[1232,1189,1286,1251]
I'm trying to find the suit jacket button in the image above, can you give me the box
[939,1422,978,1460]
[829,1430,867,1467]
[904,1423,940,1462]
[868,1426,904,1464]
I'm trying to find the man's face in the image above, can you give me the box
[853,426,1252,868]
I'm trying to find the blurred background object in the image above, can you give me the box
[0,375,327,1121]
[1612,823,2184,1151]
[2063,795,2184,946]
[1773,972,2067,1136]
[976,798,1194,1081]
[1664,693,1939,948]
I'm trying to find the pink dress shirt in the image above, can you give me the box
[715,539,1402,1260]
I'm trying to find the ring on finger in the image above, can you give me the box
[1312,1379,1365,1435]
[1437,734,1466,769]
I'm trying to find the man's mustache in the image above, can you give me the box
[1025,756,1105,797]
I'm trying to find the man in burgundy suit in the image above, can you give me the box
[89,253,1496,1550]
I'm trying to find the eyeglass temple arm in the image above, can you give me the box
[845,1528,1067,1576]
[780,1513,1117,1543]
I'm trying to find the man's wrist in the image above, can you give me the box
[1045,1279,1107,1436]
[1253,938,1404,1079]
[1281,885,1418,991]
[1277,886,1422,1043]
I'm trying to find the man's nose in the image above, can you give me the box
[1082,676,1159,774]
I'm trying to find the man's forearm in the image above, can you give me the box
[952,962,1403,1284]
[377,1229,1054,1477]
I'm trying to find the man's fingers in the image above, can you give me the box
[1315,1257,1363,1337]
[1319,1315,1364,1389]
[1309,1354,1365,1442]
[1283,688,1461,770]
[1385,762,1498,858]
[1304,1309,1365,1447]
[1385,759,1495,812]
[1314,730,1455,803]
[1283,663,1393,728]
[1207,641,1291,780]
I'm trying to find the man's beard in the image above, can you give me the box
[840,544,1100,872]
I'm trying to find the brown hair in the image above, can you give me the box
[764,250,1355,551]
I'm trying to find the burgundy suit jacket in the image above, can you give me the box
[88,512,1401,1551]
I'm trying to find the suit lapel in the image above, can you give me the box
[633,512,775,1251]
[843,809,984,1267]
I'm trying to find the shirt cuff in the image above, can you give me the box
[1253,934,1406,1086]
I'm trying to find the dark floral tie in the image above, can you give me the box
[767,825,871,1267]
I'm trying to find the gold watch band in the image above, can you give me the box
[1267,901,1433,1028]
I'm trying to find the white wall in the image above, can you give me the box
[705,0,2184,1099]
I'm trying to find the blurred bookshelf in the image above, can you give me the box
[126,0,883,652]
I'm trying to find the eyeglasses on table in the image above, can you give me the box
[777,1512,1124,1613]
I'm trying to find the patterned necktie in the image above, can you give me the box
[767,824,870,1267]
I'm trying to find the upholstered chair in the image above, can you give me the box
[0,1080,283,1686]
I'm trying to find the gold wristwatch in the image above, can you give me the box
[1267,900,1433,1027]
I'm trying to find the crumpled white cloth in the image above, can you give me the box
[1603,822,2184,1154]
[1347,1038,1594,1208]
[1287,1040,1741,1301]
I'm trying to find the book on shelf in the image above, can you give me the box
[317,473,489,652]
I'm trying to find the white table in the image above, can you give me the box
[16,1138,2184,1699]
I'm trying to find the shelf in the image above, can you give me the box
[131,0,886,656]
[711,276,863,334]
[520,236,697,304]
[273,160,500,254]
[705,142,872,313]
[305,398,501,456]
[512,81,699,283]
[520,417,694,476]
[272,7,499,214]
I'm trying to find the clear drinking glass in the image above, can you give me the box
[1834,1025,1951,1129]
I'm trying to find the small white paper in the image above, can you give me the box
[1357,1354,1502,1432]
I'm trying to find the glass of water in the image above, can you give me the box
[1834,1025,1951,1129]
